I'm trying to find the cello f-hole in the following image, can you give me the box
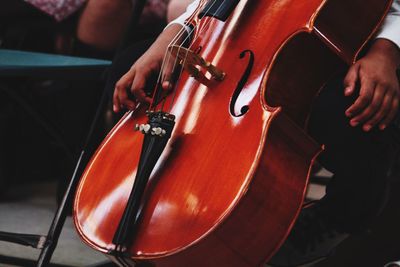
[229,49,254,117]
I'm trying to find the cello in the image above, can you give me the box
[73,0,393,266]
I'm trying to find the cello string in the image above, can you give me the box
[154,0,212,111]
[167,0,229,112]
[114,1,225,258]
[148,9,193,110]
[149,1,205,111]
[156,0,225,111]
[148,30,187,111]
[152,0,228,112]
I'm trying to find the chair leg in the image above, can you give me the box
[35,85,109,267]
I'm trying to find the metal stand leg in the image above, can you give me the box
[36,87,110,267]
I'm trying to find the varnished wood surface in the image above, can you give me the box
[314,0,393,63]
[74,0,392,266]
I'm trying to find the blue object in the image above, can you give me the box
[0,49,112,79]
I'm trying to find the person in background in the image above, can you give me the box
[1,0,189,56]
[77,0,193,55]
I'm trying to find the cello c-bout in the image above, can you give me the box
[73,0,392,266]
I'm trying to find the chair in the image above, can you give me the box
[0,49,112,267]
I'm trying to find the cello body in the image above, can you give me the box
[73,0,392,266]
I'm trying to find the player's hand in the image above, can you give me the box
[343,39,400,131]
[113,24,185,113]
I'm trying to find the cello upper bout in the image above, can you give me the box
[313,0,393,63]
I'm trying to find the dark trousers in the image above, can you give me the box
[106,40,398,234]
[309,74,398,233]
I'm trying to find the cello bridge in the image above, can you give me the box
[168,45,225,84]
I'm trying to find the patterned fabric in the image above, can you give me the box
[24,0,170,23]
[24,0,86,21]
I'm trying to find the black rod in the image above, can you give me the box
[0,231,45,248]
[36,79,110,267]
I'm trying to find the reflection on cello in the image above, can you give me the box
[74,0,400,266]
